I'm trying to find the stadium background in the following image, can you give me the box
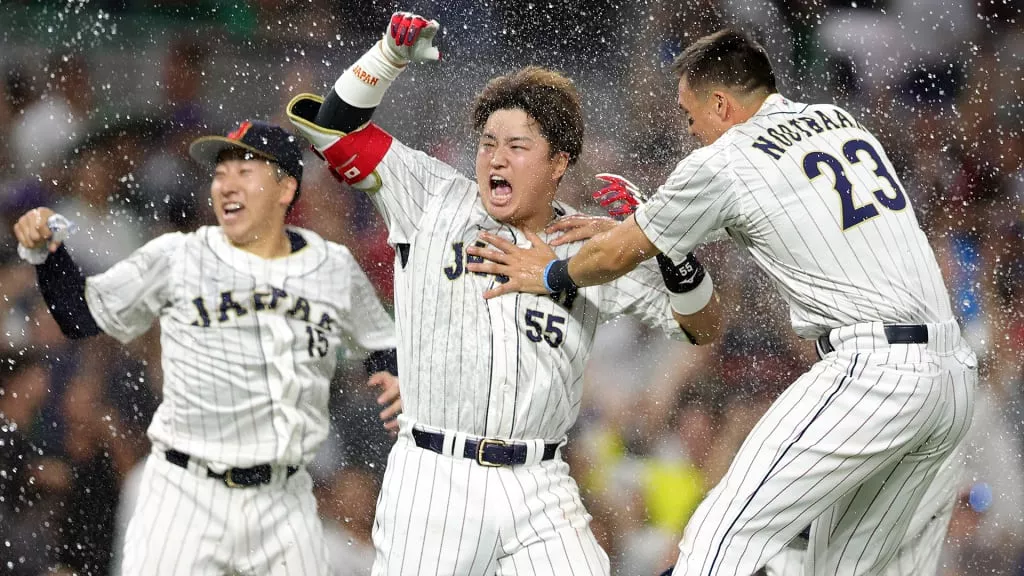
[0,0,1021,574]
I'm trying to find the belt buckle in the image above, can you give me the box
[476,438,506,467]
[223,468,240,488]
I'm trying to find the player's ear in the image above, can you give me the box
[712,90,729,121]
[278,176,298,209]
[549,151,569,183]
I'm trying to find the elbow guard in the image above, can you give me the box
[287,93,393,192]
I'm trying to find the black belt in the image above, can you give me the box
[817,324,928,355]
[411,428,559,467]
[165,449,298,488]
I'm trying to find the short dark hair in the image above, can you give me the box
[472,66,584,165]
[670,29,777,95]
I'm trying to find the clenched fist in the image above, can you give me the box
[380,11,441,65]
[13,207,59,252]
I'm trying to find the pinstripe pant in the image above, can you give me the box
[763,448,961,576]
[121,452,329,575]
[371,433,610,576]
[674,320,976,576]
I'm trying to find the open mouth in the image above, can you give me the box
[489,175,512,206]
[223,201,245,219]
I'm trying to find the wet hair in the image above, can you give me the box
[670,29,777,96]
[472,66,584,165]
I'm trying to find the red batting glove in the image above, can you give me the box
[383,11,441,64]
[593,173,644,220]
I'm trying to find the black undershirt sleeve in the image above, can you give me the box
[315,90,376,134]
[363,348,398,376]
[35,246,102,339]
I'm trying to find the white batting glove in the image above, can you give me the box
[380,12,441,65]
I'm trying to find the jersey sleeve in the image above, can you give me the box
[336,249,397,359]
[370,139,475,244]
[597,258,684,340]
[84,232,185,344]
[634,146,740,263]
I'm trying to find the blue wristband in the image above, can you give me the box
[543,259,558,293]
[544,258,578,294]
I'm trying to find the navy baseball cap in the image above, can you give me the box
[189,120,303,186]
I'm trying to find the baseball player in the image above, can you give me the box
[13,121,400,576]
[470,29,978,576]
[285,11,722,576]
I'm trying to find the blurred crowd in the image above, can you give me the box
[0,1,1022,575]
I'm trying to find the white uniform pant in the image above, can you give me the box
[675,320,976,576]
[371,431,610,576]
[121,452,328,575]
[763,448,961,576]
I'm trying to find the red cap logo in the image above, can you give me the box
[227,121,253,141]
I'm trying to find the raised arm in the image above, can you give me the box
[13,208,101,339]
[286,11,440,192]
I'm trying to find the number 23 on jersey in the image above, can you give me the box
[803,138,907,230]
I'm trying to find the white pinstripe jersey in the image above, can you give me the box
[636,93,954,339]
[84,226,396,467]
[369,139,684,442]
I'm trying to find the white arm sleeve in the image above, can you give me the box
[370,139,474,244]
[85,232,185,344]
[634,146,740,263]
[336,249,397,359]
